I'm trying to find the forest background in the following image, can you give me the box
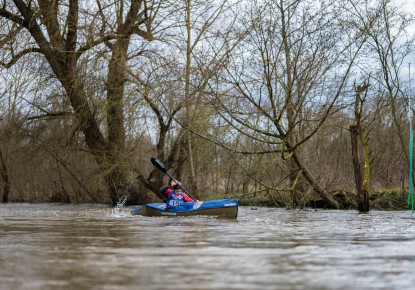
[0,0,414,211]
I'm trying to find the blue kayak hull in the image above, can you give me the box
[131,199,238,219]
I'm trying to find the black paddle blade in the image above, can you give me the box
[150,156,167,173]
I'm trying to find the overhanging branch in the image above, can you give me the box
[0,47,41,68]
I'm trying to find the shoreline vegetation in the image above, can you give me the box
[4,188,410,211]
[207,188,410,210]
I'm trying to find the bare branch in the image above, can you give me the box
[0,47,41,68]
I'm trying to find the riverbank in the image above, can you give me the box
[223,188,410,210]
[3,188,410,211]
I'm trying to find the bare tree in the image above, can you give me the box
[364,0,414,183]
[200,0,375,208]
[125,0,242,199]
[0,0,159,205]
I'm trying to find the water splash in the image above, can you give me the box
[107,199,128,217]
[107,183,133,217]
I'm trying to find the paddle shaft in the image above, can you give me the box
[150,156,197,201]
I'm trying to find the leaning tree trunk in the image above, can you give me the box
[291,150,340,209]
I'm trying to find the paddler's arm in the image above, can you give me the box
[160,184,173,197]
[183,193,198,203]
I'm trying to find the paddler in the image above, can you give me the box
[160,180,196,208]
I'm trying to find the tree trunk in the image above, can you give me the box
[350,83,370,212]
[104,30,130,205]
[359,126,370,212]
[350,125,370,212]
[350,125,364,204]
[0,146,9,203]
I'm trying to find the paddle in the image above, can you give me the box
[150,156,197,201]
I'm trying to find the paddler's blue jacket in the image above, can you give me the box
[160,184,195,208]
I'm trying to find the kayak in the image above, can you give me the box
[131,198,238,219]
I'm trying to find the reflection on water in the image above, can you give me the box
[1,203,415,289]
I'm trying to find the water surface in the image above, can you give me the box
[1,203,414,289]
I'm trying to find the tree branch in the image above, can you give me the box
[0,8,24,25]
[0,47,41,68]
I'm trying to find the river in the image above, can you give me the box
[1,203,414,289]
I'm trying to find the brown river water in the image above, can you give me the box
[1,203,415,289]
